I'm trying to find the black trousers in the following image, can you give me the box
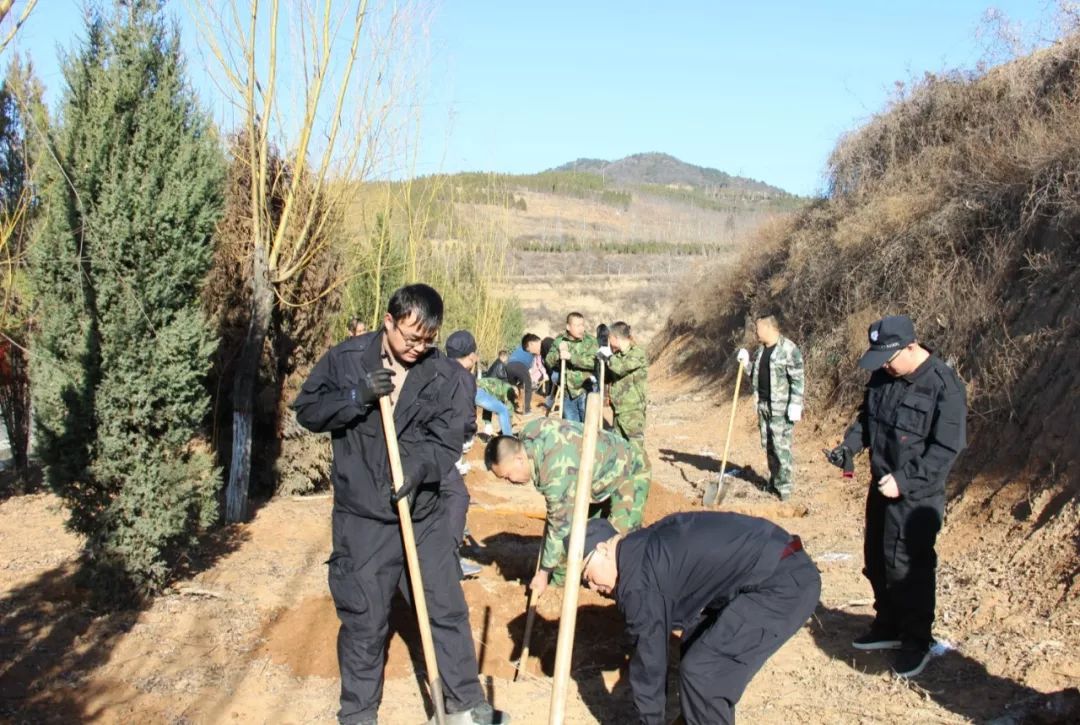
[863,486,943,649]
[504,361,533,413]
[441,469,469,547]
[678,551,820,724]
[329,508,484,723]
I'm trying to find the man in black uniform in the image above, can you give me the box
[826,315,967,678]
[578,512,821,724]
[443,330,483,577]
[293,285,508,725]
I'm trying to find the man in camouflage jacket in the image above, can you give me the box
[484,417,650,595]
[737,314,805,500]
[544,312,599,423]
[599,321,648,456]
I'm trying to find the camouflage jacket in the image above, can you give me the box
[544,333,599,398]
[519,418,639,571]
[477,375,513,404]
[605,344,647,414]
[749,335,805,418]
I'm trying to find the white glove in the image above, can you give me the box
[788,404,802,423]
[736,348,750,367]
[597,345,613,359]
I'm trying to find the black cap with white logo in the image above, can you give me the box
[858,315,916,369]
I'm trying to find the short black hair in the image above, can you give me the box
[755,311,781,325]
[498,349,508,357]
[540,336,555,358]
[484,435,523,470]
[609,321,631,339]
[387,284,443,332]
[347,316,365,334]
[566,312,584,324]
[521,333,541,348]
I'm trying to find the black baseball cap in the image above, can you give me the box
[445,330,476,359]
[858,315,916,369]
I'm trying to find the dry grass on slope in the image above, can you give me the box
[656,33,1080,605]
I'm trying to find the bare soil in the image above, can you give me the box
[2,348,1077,723]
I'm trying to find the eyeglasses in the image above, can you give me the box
[884,349,903,367]
[390,321,438,350]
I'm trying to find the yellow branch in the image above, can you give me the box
[0,0,38,57]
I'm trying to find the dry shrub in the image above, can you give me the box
[204,134,341,498]
[660,31,1080,483]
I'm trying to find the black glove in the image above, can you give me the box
[824,445,854,478]
[352,368,395,406]
[390,459,425,507]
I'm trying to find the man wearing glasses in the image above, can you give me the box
[293,284,508,725]
[826,315,967,679]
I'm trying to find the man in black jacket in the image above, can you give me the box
[578,512,820,724]
[293,285,507,725]
[443,330,483,578]
[826,315,967,678]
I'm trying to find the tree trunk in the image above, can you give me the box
[225,245,274,522]
[0,342,31,476]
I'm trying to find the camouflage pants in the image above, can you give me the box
[613,407,646,459]
[757,401,795,496]
[550,455,651,586]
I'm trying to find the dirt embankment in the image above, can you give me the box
[3,354,1077,723]
[655,33,1080,643]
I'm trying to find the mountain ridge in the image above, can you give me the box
[549,152,791,197]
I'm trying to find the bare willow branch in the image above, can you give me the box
[0,0,38,57]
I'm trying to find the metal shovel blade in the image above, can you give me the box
[702,473,727,506]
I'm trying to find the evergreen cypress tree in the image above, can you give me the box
[30,1,224,597]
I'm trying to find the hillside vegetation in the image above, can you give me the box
[553,152,791,200]
[413,154,804,343]
[659,35,1080,603]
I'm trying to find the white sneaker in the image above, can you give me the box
[456,460,472,476]
[483,423,494,436]
[462,437,475,453]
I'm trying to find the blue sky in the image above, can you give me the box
[4,0,1060,195]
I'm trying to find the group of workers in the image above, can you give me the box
[295,284,967,724]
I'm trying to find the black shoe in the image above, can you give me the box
[468,702,511,724]
[892,646,932,678]
[852,627,902,651]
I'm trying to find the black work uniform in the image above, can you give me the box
[614,512,821,725]
[842,351,967,649]
[442,358,478,546]
[292,331,484,724]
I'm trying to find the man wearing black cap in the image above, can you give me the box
[825,314,967,678]
[443,330,484,578]
[577,513,820,724]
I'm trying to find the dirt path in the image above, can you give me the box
[2,363,1077,723]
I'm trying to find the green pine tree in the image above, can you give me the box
[29,1,224,598]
